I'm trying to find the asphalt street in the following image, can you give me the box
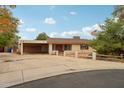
[10,69,124,88]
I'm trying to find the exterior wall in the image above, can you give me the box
[20,42,23,55]
[71,45,93,53]
[49,44,52,54]
[18,43,21,54]
[72,45,80,51]
[17,40,23,54]
[64,45,93,58]
[49,44,93,54]
[88,46,94,52]
[18,40,93,55]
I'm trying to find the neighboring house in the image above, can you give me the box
[18,36,93,55]
[0,47,4,52]
[0,47,14,53]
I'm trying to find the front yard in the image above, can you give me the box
[0,53,124,87]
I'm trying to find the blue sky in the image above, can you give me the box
[11,5,114,40]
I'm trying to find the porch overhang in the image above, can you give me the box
[19,40,48,44]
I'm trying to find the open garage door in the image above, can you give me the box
[23,43,48,54]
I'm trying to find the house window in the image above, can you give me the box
[80,45,89,50]
[64,45,72,50]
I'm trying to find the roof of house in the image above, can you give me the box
[47,38,90,44]
[19,36,90,45]
[19,40,48,44]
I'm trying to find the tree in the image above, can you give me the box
[112,5,124,19]
[90,5,124,55]
[0,5,19,48]
[90,18,124,55]
[36,32,49,40]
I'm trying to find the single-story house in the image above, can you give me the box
[18,36,93,55]
[0,47,13,53]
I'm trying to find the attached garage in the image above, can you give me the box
[23,43,48,54]
[19,40,48,55]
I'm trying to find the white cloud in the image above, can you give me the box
[49,32,58,37]
[18,19,24,28]
[21,36,28,40]
[61,31,81,37]
[43,17,56,25]
[69,11,77,15]
[19,19,24,24]
[49,24,102,39]
[25,28,37,32]
[49,31,81,38]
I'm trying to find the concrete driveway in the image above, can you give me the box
[0,53,124,87]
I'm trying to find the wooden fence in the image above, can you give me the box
[63,50,92,59]
[63,50,124,62]
[96,54,124,62]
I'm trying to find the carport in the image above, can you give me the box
[19,40,48,54]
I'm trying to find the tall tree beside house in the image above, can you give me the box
[36,32,49,40]
[0,5,19,48]
[112,5,124,20]
[90,18,124,55]
[90,6,124,55]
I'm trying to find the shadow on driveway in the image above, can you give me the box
[10,69,124,88]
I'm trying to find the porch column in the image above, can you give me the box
[92,51,96,60]
[20,42,23,55]
[62,44,64,51]
[49,44,52,55]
